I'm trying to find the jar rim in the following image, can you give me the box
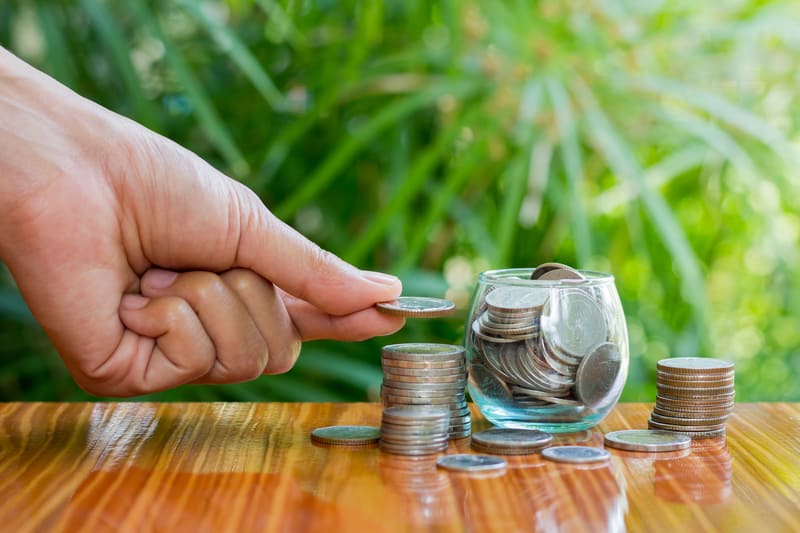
[478,267,615,287]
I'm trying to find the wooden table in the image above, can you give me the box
[0,403,798,532]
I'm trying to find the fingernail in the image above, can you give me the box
[360,270,401,286]
[120,294,149,310]
[145,269,179,289]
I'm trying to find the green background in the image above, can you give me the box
[1,0,798,402]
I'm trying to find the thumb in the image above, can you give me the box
[231,185,402,315]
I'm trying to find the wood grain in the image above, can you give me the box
[0,402,798,532]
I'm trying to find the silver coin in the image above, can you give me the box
[436,454,507,472]
[468,363,514,403]
[656,357,734,374]
[383,365,467,377]
[471,428,553,450]
[381,386,466,400]
[541,446,611,464]
[376,297,456,318]
[382,358,466,369]
[380,442,449,455]
[381,373,466,384]
[603,430,691,452]
[310,425,381,445]
[537,268,584,281]
[380,435,450,446]
[382,405,451,420]
[382,343,465,361]
[542,290,607,358]
[449,429,473,440]
[649,412,729,427]
[575,342,624,409]
[485,286,549,312]
[472,320,537,343]
[530,262,583,280]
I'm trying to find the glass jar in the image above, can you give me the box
[465,268,628,432]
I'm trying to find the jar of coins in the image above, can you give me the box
[465,266,629,432]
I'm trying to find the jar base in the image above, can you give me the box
[477,404,609,433]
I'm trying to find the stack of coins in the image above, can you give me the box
[379,406,450,456]
[381,343,471,439]
[469,264,624,411]
[648,357,735,439]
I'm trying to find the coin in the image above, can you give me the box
[471,428,553,453]
[436,454,507,472]
[383,405,450,420]
[656,387,736,400]
[541,446,611,464]
[657,357,734,375]
[650,412,729,427]
[575,342,623,409]
[382,343,465,361]
[647,418,726,432]
[530,263,583,280]
[376,297,456,318]
[310,425,381,446]
[603,430,691,452]
[652,405,733,418]
[379,441,448,455]
[382,358,466,369]
[541,289,607,358]
[381,372,466,384]
[485,287,548,312]
[537,268,584,281]
[646,422,726,440]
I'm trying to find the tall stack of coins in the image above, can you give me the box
[469,264,624,411]
[381,343,471,439]
[379,406,450,456]
[648,357,735,439]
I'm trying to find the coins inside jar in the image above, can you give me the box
[468,263,625,413]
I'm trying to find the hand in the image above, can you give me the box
[0,49,404,397]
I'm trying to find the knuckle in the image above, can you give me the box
[180,272,227,306]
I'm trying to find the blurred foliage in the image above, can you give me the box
[1,0,799,402]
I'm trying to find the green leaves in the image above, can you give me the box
[2,1,797,402]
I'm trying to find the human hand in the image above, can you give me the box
[0,49,404,396]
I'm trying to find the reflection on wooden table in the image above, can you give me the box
[0,403,797,532]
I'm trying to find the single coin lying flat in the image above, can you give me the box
[436,454,507,472]
[310,425,380,446]
[541,446,611,464]
[376,297,456,318]
[603,429,691,452]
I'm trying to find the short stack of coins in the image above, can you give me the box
[379,406,450,456]
[648,357,735,439]
[381,343,471,439]
[469,263,624,411]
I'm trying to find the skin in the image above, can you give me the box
[0,48,405,397]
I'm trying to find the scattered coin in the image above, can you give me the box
[310,425,381,446]
[436,454,507,472]
[603,430,691,452]
[376,297,456,318]
[470,428,553,455]
[541,446,611,464]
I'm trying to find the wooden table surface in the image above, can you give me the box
[0,402,798,532]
